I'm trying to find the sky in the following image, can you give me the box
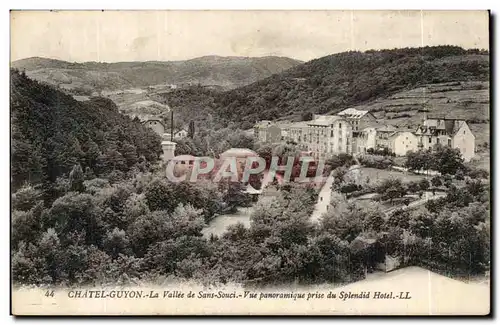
[10,10,490,63]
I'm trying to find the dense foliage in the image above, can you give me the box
[11,70,162,197]
[404,145,472,175]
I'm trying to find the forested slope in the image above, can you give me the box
[214,46,489,129]
[11,70,162,193]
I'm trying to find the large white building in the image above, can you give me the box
[254,110,476,162]
[260,114,353,159]
[415,117,475,162]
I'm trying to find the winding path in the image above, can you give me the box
[310,171,335,222]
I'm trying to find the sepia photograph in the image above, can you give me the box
[9,9,491,315]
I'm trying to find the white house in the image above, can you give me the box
[415,117,475,162]
[142,118,165,137]
[174,129,189,140]
[389,131,419,156]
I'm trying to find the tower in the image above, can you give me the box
[161,133,176,162]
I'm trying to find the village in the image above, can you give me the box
[253,107,476,163]
[139,107,477,234]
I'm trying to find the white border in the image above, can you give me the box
[1,1,497,324]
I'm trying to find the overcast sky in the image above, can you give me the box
[10,10,489,63]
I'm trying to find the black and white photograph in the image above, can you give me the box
[9,9,491,315]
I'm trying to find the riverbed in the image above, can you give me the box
[202,193,276,237]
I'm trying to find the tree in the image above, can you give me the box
[455,169,465,180]
[332,167,348,189]
[326,153,354,170]
[443,174,453,188]
[12,184,43,211]
[433,145,465,175]
[407,181,420,194]
[103,228,131,258]
[301,111,314,121]
[405,149,433,172]
[384,186,405,203]
[219,181,251,213]
[363,209,385,232]
[188,120,196,139]
[418,178,430,192]
[85,139,101,168]
[431,175,443,187]
[47,192,105,246]
[69,164,85,192]
[121,141,138,167]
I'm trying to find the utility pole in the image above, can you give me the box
[170,109,174,142]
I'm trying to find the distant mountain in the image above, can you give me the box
[11,55,303,93]
[213,46,489,130]
[10,70,162,192]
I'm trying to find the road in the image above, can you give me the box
[310,164,360,223]
[310,171,335,222]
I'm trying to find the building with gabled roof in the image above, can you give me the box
[253,120,282,143]
[388,130,419,156]
[373,124,399,150]
[337,108,378,132]
[255,114,354,159]
[142,117,165,137]
[305,114,353,159]
[415,117,475,161]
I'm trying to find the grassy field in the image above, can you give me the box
[357,167,427,185]
[469,151,491,172]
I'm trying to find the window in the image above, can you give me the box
[429,137,432,144]
[464,130,466,134]
[437,138,440,144]
[330,130,334,137]
[339,123,342,129]
[448,139,452,146]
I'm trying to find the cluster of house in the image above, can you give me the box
[254,108,476,162]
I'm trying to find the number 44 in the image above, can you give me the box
[45,290,55,297]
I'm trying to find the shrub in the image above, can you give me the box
[340,183,362,194]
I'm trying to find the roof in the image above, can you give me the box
[337,108,370,119]
[388,130,418,140]
[220,148,258,158]
[175,129,188,134]
[142,117,164,124]
[287,121,310,128]
[308,115,344,126]
[254,120,273,128]
[375,124,398,132]
[417,118,467,137]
